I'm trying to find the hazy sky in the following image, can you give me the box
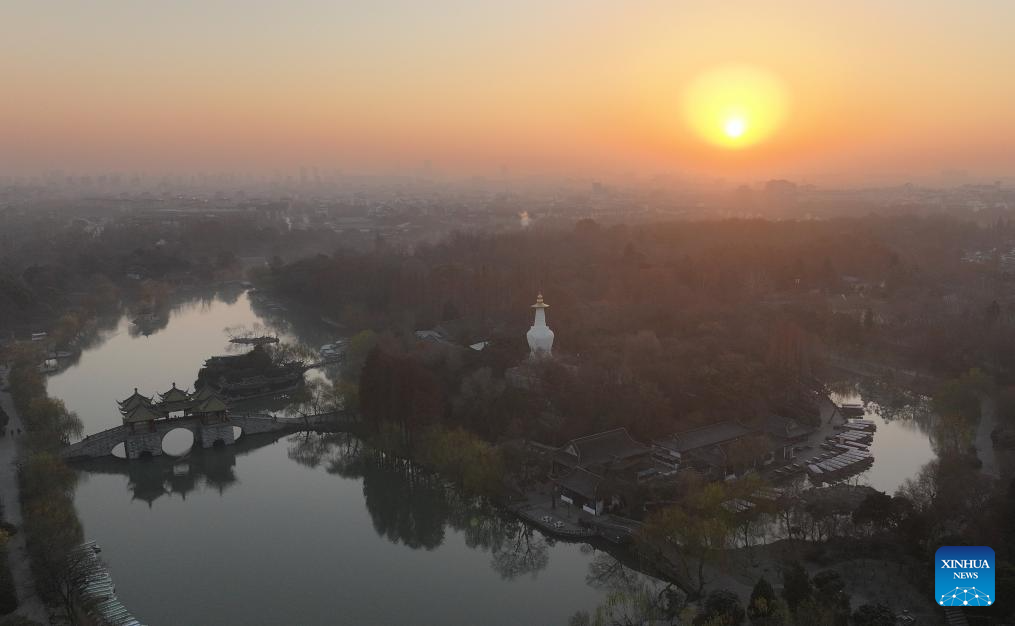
[3,1,1014,183]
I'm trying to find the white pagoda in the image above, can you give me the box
[526,292,554,358]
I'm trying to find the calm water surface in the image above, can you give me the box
[829,387,936,493]
[49,291,657,626]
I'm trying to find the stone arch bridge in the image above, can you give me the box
[61,412,342,460]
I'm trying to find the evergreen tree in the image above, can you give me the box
[747,577,778,624]
[781,561,811,612]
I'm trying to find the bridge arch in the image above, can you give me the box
[161,427,195,456]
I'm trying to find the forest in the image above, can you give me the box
[261,215,1015,447]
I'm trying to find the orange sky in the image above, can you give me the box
[2,1,1014,183]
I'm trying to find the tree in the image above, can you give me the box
[451,367,507,436]
[342,329,378,381]
[639,482,737,597]
[359,346,447,446]
[284,378,340,418]
[568,585,674,626]
[850,603,895,626]
[851,492,900,534]
[897,455,994,537]
[781,561,811,612]
[933,370,988,424]
[811,570,850,626]
[747,577,787,625]
[21,397,82,448]
[930,412,975,458]
[19,454,84,617]
[696,589,745,625]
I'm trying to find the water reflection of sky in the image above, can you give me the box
[829,386,936,494]
[72,431,659,626]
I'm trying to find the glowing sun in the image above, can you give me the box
[724,117,747,139]
[684,65,788,149]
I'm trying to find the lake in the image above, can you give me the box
[48,289,659,626]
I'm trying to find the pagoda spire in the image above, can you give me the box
[526,292,554,358]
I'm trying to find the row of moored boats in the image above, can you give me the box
[807,417,877,483]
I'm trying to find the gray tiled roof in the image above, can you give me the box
[555,467,603,500]
[558,427,650,467]
[666,420,753,453]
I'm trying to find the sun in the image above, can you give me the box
[724,117,747,139]
[684,65,788,149]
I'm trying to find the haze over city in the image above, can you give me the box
[4,1,1015,184]
[2,3,1015,626]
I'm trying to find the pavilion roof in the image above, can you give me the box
[193,395,228,414]
[191,385,217,401]
[122,403,167,424]
[159,383,190,404]
[117,388,153,412]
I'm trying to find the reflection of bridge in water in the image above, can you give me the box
[62,412,348,460]
[74,429,293,505]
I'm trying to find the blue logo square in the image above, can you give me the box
[936,546,995,607]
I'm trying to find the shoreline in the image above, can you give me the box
[0,367,53,624]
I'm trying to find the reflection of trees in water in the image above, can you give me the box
[74,314,121,353]
[825,378,858,398]
[285,431,552,578]
[246,294,346,387]
[128,314,170,338]
[287,430,345,469]
[230,393,294,416]
[570,549,677,626]
[826,376,933,434]
[858,376,933,434]
[488,522,550,580]
[362,457,450,550]
[287,432,450,549]
[584,550,646,594]
[284,378,340,418]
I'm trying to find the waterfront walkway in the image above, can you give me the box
[0,367,51,623]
